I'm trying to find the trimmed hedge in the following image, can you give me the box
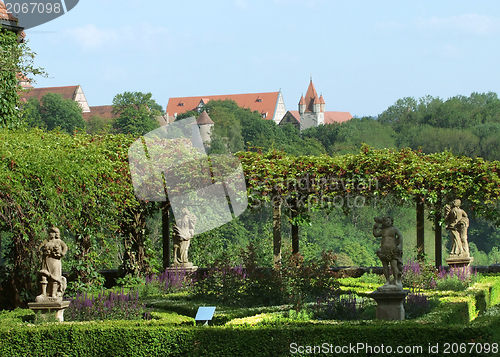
[0,276,498,356]
[0,318,499,357]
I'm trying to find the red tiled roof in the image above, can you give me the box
[166,92,280,121]
[324,111,353,124]
[286,110,352,124]
[304,80,319,112]
[20,86,80,102]
[289,110,300,122]
[82,105,117,122]
[0,1,18,22]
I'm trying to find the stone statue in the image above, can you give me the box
[36,227,68,302]
[373,216,403,290]
[445,199,470,258]
[172,208,197,267]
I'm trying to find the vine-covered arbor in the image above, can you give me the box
[237,146,500,267]
[1,128,500,306]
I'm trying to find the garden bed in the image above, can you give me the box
[0,275,498,356]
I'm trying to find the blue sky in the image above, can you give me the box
[23,0,500,117]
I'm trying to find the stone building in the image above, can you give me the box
[279,79,352,131]
[195,110,214,145]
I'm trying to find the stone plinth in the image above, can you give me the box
[446,256,474,269]
[28,300,70,322]
[370,290,409,321]
[166,266,198,280]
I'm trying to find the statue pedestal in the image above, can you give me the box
[28,300,70,322]
[166,265,198,278]
[446,256,473,268]
[168,265,198,272]
[370,290,408,321]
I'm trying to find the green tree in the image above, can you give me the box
[0,29,45,128]
[86,115,115,134]
[22,93,86,134]
[112,92,162,136]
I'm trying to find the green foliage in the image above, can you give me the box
[0,277,498,356]
[112,91,161,136]
[0,128,139,306]
[86,114,115,134]
[313,292,371,321]
[303,117,396,155]
[22,93,86,134]
[402,258,439,290]
[0,29,45,129]
[193,245,338,309]
[356,270,385,284]
[435,272,482,292]
[239,147,500,225]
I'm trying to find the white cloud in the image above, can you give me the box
[417,14,499,35]
[66,23,171,52]
[68,24,118,49]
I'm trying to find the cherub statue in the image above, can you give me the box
[373,216,404,290]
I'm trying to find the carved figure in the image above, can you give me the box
[172,208,197,266]
[36,227,68,302]
[445,199,469,258]
[373,216,403,290]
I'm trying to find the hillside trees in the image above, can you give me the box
[302,117,396,155]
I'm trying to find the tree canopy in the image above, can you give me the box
[22,93,86,133]
[112,92,162,136]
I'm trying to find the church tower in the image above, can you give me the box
[299,78,325,131]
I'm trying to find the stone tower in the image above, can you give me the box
[196,110,214,145]
[298,78,325,131]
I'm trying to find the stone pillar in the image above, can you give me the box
[28,301,70,322]
[291,203,299,255]
[370,290,409,321]
[273,202,282,267]
[434,195,442,269]
[416,195,425,261]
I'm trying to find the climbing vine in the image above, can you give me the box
[0,27,45,129]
